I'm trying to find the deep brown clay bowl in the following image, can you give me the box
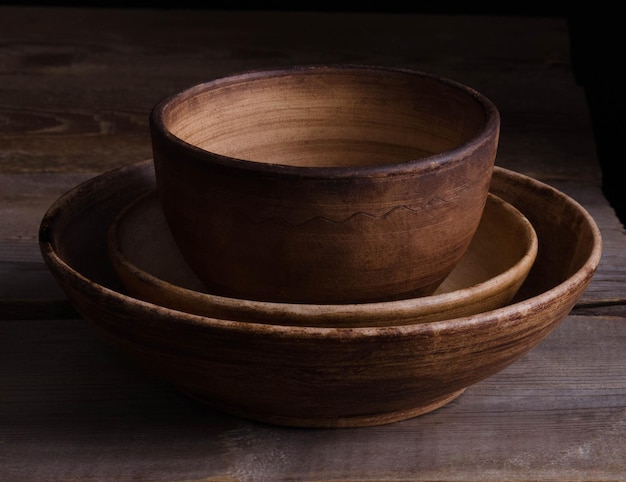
[106,191,537,327]
[150,64,501,304]
[39,160,601,428]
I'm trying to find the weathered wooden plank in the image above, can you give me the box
[0,172,95,309]
[1,314,625,481]
[0,7,599,184]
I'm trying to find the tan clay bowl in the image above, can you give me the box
[106,191,537,327]
[39,160,601,428]
[150,64,500,303]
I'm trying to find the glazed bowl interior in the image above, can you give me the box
[161,66,490,168]
[106,191,538,327]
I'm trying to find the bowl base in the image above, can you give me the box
[178,387,467,428]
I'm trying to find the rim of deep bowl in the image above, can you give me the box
[149,64,501,180]
[39,160,602,340]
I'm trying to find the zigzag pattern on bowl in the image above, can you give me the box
[236,197,453,226]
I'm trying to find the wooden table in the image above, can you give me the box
[2,6,626,481]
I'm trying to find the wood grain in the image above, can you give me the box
[0,7,599,183]
[2,315,626,481]
[2,5,626,480]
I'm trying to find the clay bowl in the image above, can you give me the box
[150,64,501,304]
[106,191,538,328]
[39,160,601,428]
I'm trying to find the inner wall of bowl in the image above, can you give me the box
[163,69,488,167]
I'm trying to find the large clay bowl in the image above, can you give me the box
[150,64,500,303]
[106,191,537,327]
[39,160,601,428]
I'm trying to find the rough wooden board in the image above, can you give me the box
[0,7,600,184]
[0,172,95,304]
[1,314,625,481]
[548,180,626,306]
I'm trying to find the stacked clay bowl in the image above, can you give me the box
[40,160,601,428]
[125,64,533,330]
[39,66,602,428]
[149,65,501,304]
[106,190,538,327]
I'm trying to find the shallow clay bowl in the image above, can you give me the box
[150,64,500,303]
[107,191,537,328]
[39,160,601,428]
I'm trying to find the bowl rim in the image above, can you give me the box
[39,159,602,339]
[149,64,501,180]
[106,189,539,324]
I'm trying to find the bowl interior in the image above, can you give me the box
[107,190,538,327]
[160,66,492,167]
